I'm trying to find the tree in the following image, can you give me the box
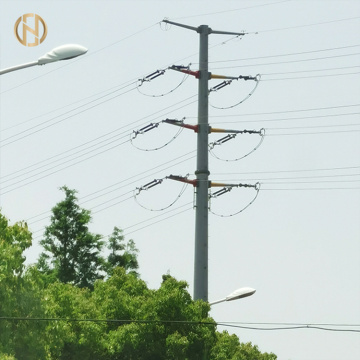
[41,269,276,359]
[210,331,277,360]
[38,186,104,289]
[92,270,216,360]
[41,282,106,360]
[1,209,277,359]
[0,211,47,359]
[105,226,139,277]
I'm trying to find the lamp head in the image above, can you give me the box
[38,44,87,65]
[226,287,256,302]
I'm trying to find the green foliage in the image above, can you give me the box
[0,212,47,360]
[38,187,140,289]
[0,209,277,359]
[0,355,16,360]
[105,226,139,277]
[38,186,104,289]
[210,331,277,360]
[210,331,241,360]
[41,282,106,360]
[94,270,216,360]
[33,268,216,360]
[0,213,31,281]
[237,341,277,360]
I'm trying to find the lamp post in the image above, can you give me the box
[0,44,87,76]
[209,287,256,306]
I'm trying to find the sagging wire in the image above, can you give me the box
[1,316,358,332]
[217,33,245,46]
[130,118,186,151]
[209,182,261,217]
[136,65,190,97]
[209,128,265,161]
[210,74,261,110]
[159,175,261,216]
[133,175,189,211]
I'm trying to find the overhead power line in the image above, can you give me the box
[0,138,130,195]
[2,79,139,132]
[28,165,360,239]
[0,95,198,194]
[213,173,360,182]
[0,23,159,95]
[3,102,358,194]
[30,178,360,242]
[172,0,292,20]
[0,316,359,333]
[30,201,194,242]
[197,103,360,118]
[26,150,197,228]
[255,16,360,33]
[210,52,360,70]
[261,64,360,75]
[216,322,360,333]
[262,71,360,81]
[3,43,358,145]
[261,187,360,191]
[1,84,138,147]
[212,165,360,176]
[267,129,360,136]
[208,44,360,64]
[28,163,358,228]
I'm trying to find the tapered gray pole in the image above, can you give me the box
[194,25,210,301]
[162,20,245,302]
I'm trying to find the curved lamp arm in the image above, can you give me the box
[0,44,87,75]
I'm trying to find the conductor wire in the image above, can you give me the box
[136,68,189,97]
[133,177,189,211]
[210,74,261,110]
[209,129,265,162]
[209,183,260,217]
[130,119,185,151]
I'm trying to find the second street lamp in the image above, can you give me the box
[0,44,88,76]
[209,287,256,306]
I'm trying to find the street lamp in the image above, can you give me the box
[0,44,88,76]
[209,287,256,306]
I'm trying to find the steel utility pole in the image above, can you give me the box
[163,20,245,301]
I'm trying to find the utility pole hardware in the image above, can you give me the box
[162,20,248,302]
